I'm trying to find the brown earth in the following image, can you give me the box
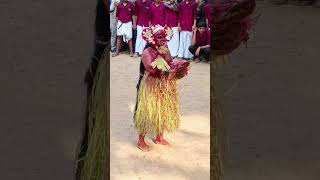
[110,54,210,180]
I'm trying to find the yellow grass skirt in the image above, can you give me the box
[134,72,180,134]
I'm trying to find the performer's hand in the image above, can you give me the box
[195,47,201,56]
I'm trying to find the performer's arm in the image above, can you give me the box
[141,48,159,75]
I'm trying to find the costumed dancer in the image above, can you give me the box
[212,0,256,57]
[189,21,210,62]
[75,0,108,179]
[133,0,152,57]
[113,0,135,57]
[164,0,180,58]
[210,0,257,179]
[177,0,197,60]
[150,0,166,27]
[134,25,191,152]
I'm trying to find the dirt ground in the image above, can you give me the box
[110,54,210,180]
[216,1,320,180]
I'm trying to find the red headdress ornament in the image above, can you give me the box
[142,25,173,48]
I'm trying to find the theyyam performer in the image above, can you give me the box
[134,25,191,152]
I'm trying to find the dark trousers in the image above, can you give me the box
[188,45,210,60]
[132,29,137,52]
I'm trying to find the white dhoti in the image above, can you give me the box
[135,25,148,55]
[178,31,193,59]
[167,27,179,57]
[117,20,133,43]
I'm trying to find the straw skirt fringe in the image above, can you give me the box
[134,73,180,134]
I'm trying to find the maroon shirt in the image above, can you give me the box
[196,30,210,46]
[116,1,134,23]
[134,0,152,27]
[178,0,197,31]
[165,5,178,27]
[150,2,166,26]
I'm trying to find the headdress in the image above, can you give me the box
[142,25,173,48]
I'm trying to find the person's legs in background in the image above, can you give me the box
[188,45,199,61]
[132,28,137,56]
[200,47,210,63]
[134,26,147,57]
[184,31,194,61]
[110,15,117,52]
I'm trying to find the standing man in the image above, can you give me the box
[204,0,211,30]
[76,0,109,179]
[110,0,119,52]
[151,0,166,27]
[133,0,152,57]
[165,0,180,58]
[196,0,206,25]
[177,0,197,60]
[113,0,135,57]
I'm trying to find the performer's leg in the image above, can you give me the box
[137,134,150,152]
[155,133,170,145]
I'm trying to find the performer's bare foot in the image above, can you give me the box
[137,134,150,152]
[154,134,170,145]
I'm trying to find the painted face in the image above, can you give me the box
[154,31,167,47]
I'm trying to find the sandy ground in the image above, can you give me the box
[216,1,320,180]
[110,54,210,180]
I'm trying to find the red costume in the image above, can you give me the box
[134,25,190,151]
